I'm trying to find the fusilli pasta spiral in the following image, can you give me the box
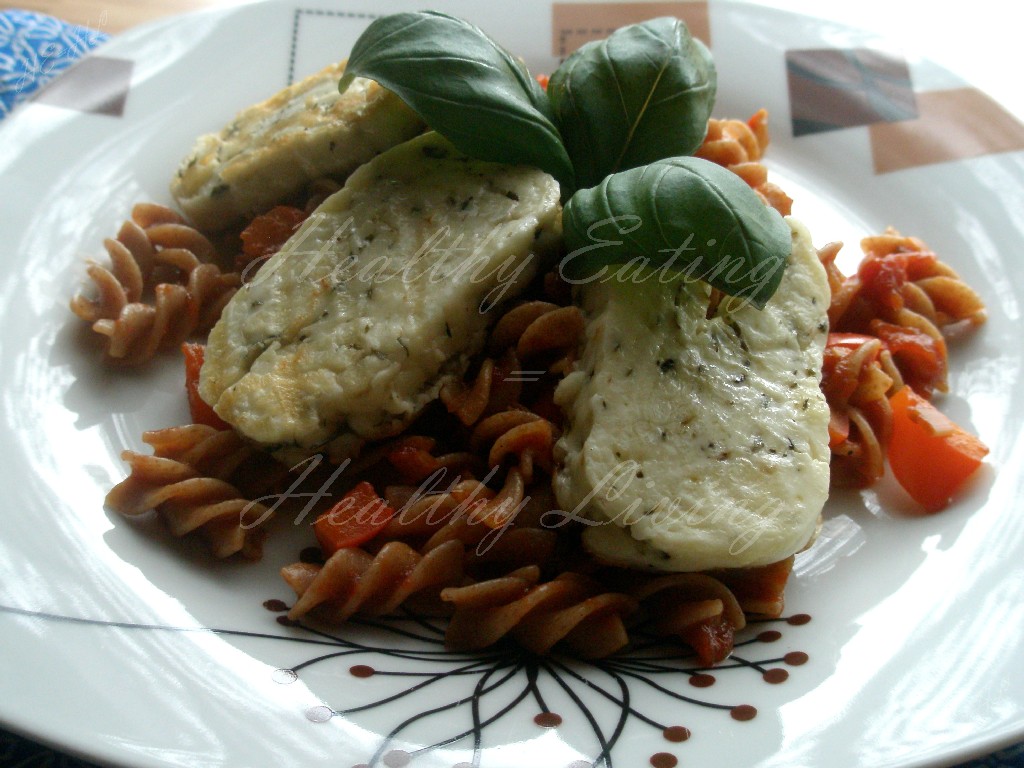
[820,337,899,485]
[696,109,793,216]
[819,229,985,484]
[70,203,240,364]
[283,539,466,622]
[440,299,584,425]
[442,570,638,658]
[105,425,276,558]
[828,228,985,395]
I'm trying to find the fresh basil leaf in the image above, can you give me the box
[547,17,716,190]
[339,11,575,190]
[561,156,791,309]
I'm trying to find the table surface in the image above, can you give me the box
[6,0,244,32]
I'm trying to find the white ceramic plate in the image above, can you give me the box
[2,1,1023,767]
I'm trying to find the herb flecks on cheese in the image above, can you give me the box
[552,218,830,571]
[199,132,561,461]
[171,60,425,231]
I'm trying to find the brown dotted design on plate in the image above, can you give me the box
[650,753,678,768]
[663,725,691,742]
[262,598,289,612]
[350,664,375,678]
[6,597,818,768]
[534,712,563,727]
[730,705,758,722]
[689,673,715,687]
[267,606,815,764]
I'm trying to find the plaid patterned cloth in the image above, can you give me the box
[0,8,1021,768]
[0,8,108,119]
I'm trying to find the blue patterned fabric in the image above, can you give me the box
[0,8,108,119]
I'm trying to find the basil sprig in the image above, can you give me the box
[562,157,791,309]
[339,11,575,190]
[547,17,716,190]
[338,13,791,305]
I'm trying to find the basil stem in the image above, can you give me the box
[547,17,716,190]
[338,11,575,191]
[561,156,791,309]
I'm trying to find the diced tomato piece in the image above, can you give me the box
[887,386,989,513]
[313,481,397,556]
[821,340,881,404]
[237,205,308,272]
[713,557,794,612]
[679,614,735,667]
[870,320,946,396]
[828,409,851,449]
[536,73,549,91]
[858,251,938,315]
[858,254,905,313]
[181,343,230,429]
[826,332,880,350]
[395,436,437,452]
[387,445,443,483]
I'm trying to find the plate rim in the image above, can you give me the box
[2,1,1023,767]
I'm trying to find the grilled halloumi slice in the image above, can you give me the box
[199,132,561,461]
[552,218,830,572]
[170,60,425,231]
